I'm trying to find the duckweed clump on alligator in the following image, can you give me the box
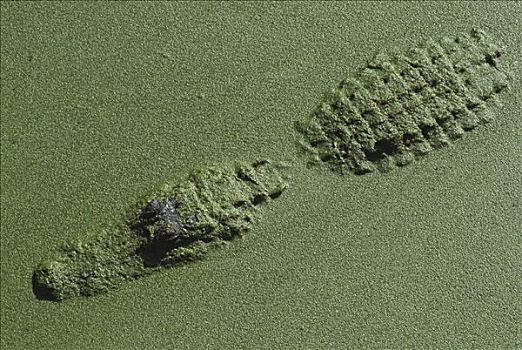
[33,160,288,301]
[297,29,510,174]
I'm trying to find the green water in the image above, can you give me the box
[1,2,521,349]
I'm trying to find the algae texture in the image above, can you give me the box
[2,2,521,349]
[297,29,510,174]
[32,160,288,301]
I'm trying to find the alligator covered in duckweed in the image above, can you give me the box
[33,29,511,301]
[297,28,510,174]
[33,160,288,301]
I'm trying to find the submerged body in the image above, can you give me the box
[297,29,510,174]
[33,160,288,301]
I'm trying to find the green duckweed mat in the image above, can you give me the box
[1,2,521,349]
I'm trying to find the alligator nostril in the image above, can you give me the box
[32,271,57,301]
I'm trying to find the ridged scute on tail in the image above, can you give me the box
[297,29,510,174]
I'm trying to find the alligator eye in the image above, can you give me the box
[140,199,164,221]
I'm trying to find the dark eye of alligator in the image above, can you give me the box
[140,199,165,221]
